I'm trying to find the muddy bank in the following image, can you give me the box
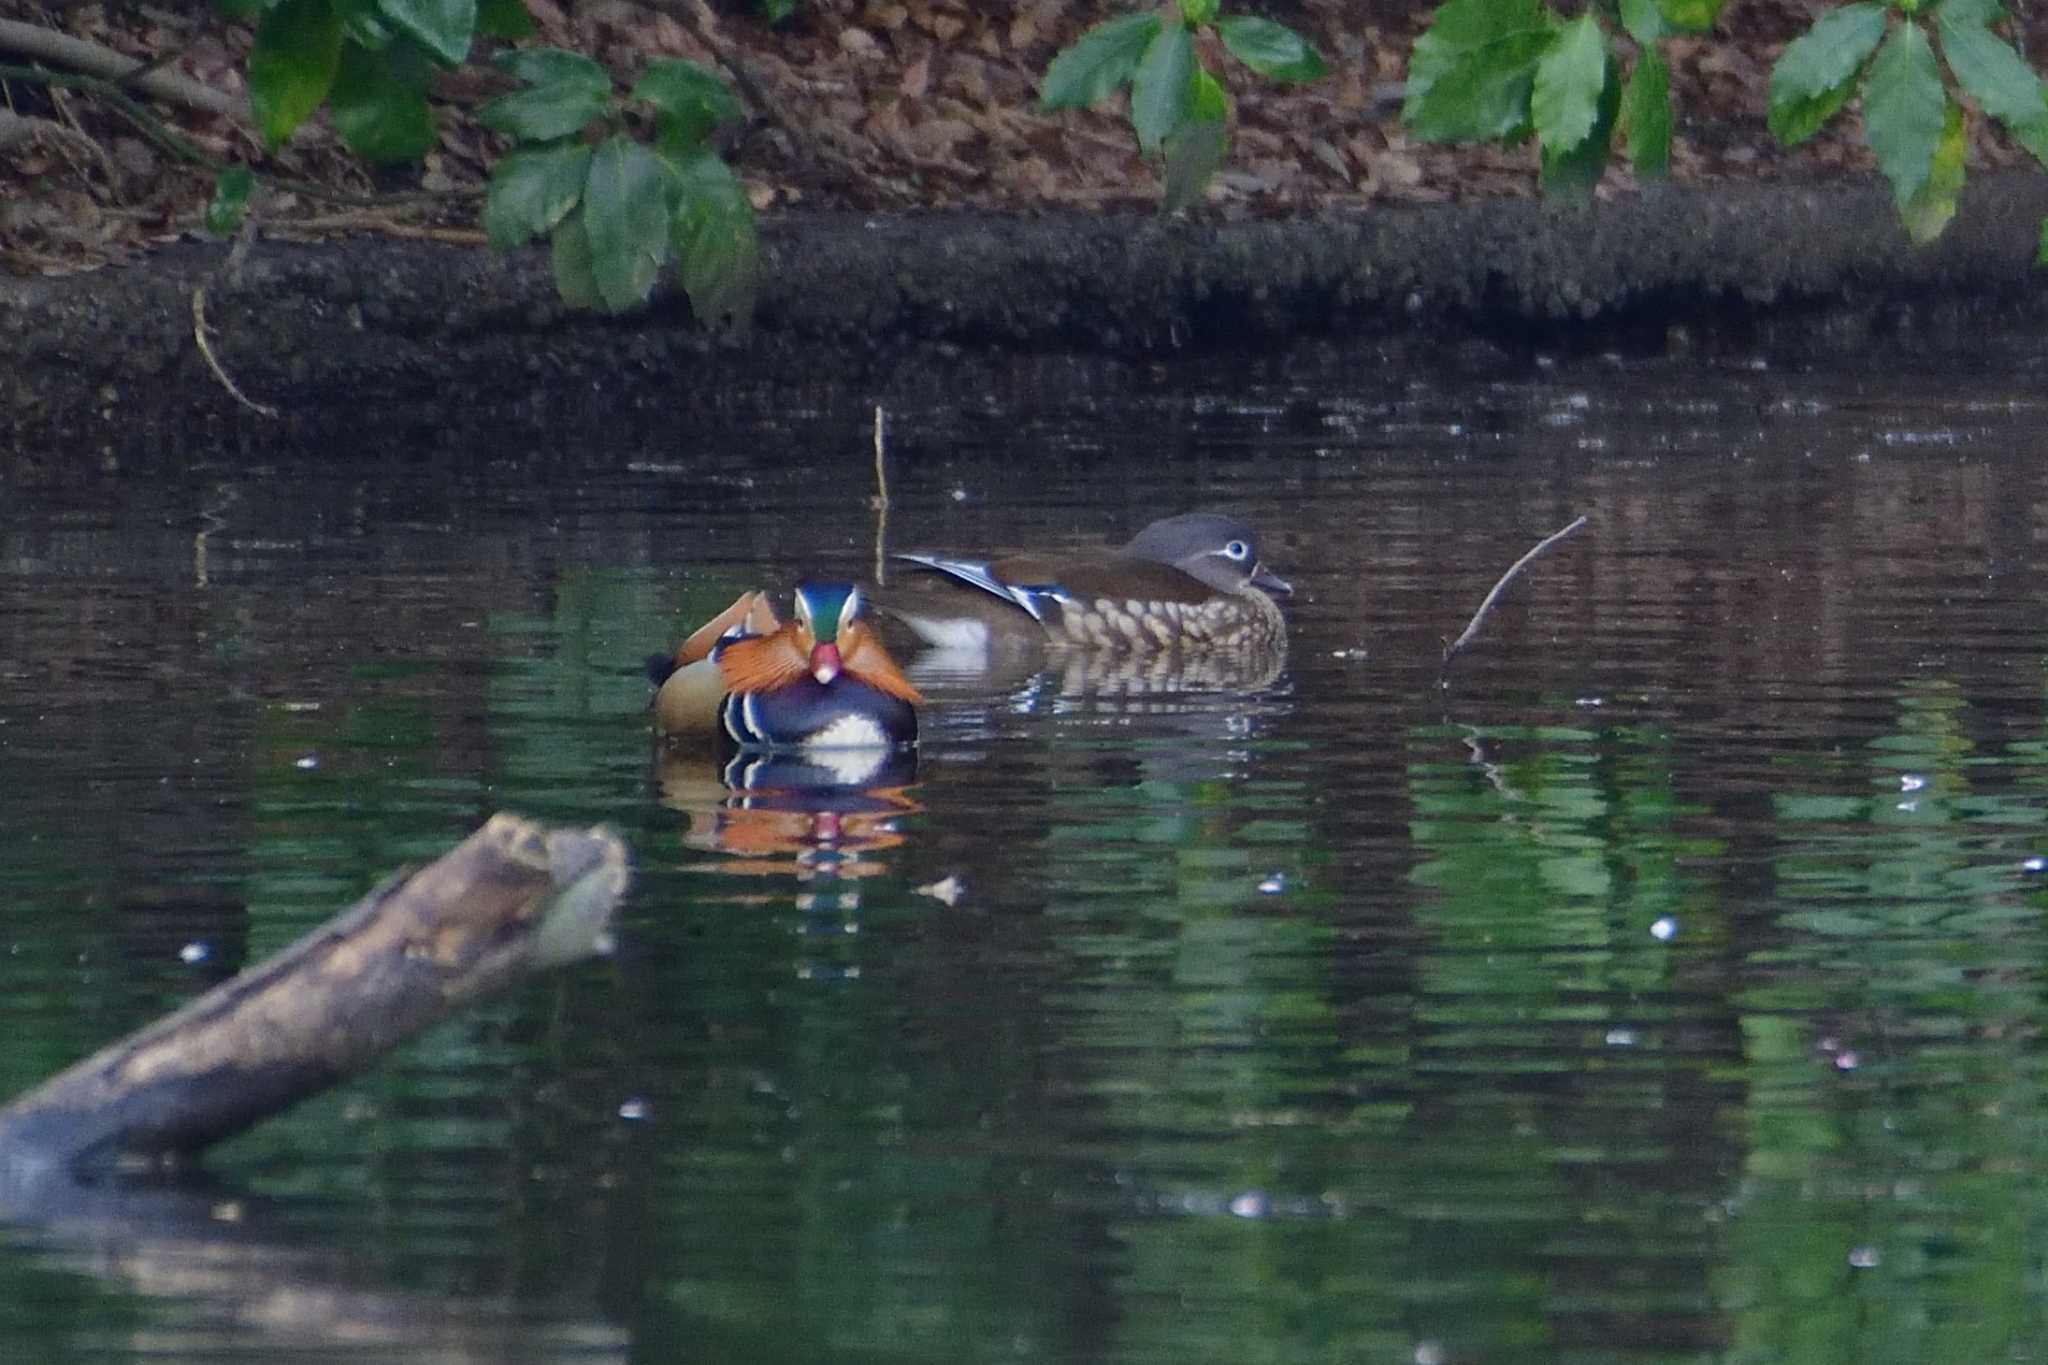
[8,173,2048,453]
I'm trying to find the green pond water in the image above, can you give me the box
[1,346,2046,1363]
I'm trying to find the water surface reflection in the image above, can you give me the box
[3,348,2048,1361]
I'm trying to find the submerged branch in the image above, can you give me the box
[0,814,627,1186]
[1439,515,1590,687]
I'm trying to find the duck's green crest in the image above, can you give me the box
[793,579,861,644]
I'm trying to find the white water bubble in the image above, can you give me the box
[1228,1191,1269,1219]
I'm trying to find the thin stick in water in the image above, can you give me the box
[191,286,279,418]
[871,404,890,585]
[1439,514,1589,683]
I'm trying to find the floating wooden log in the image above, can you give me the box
[0,813,628,1187]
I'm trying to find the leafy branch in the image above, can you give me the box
[1401,0,2048,252]
[205,0,759,319]
[480,49,757,322]
[1040,0,1326,211]
[1402,0,1712,192]
[1768,0,2048,247]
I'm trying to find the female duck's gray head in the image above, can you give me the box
[1124,513,1292,597]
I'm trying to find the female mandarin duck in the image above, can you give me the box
[891,512,1291,654]
[650,580,921,751]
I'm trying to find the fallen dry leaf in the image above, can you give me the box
[900,51,930,99]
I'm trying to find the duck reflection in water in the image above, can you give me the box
[883,511,1292,700]
[654,746,920,882]
[648,582,922,878]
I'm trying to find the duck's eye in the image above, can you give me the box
[1223,539,1250,561]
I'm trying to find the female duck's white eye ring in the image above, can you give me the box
[1223,539,1250,561]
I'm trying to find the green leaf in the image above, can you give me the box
[1939,9,2047,126]
[1865,20,1947,209]
[550,213,603,309]
[1532,14,1607,155]
[1622,49,1670,176]
[1178,0,1219,25]
[1129,21,1195,157]
[581,134,671,312]
[206,164,256,236]
[2036,213,2048,264]
[2014,113,2048,167]
[633,58,743,147]
[330,37,434,161]
[1406,0,1545,108]
[1040,13,1162,109]
[1654,0,1724,32]
[1539,53,1619,193]
[331,0,391,49]
[760,0,797,23]
[476,0,532,38]
[478,75,611,142]
[1215,16,1327,82]
[668,147,758,328]
[483,140,590,247]
[494,46,611,89]
[248,0,343,148]
[1767,74,1857,144]
[1769,3,1886,103]
[1617,0,1670,44]
[376,0,473,65]
[1162,67,1228,211]
[1899,97,1965,241]
[1766,2,1886,144]
[1939,0,2004,25]
[1405,30,1551,141]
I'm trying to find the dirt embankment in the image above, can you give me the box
[9,0,2048,450]
[10,172,2048,455]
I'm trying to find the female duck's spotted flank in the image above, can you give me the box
[891,512,1290,654]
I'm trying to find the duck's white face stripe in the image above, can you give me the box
[795,585,860,640]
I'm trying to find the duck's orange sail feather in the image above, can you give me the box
[842,623,924,703]
[716,628,813,694]
[674,590,779,667]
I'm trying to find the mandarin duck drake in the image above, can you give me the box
[890,512,1291,655]
[650,580,921,752]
